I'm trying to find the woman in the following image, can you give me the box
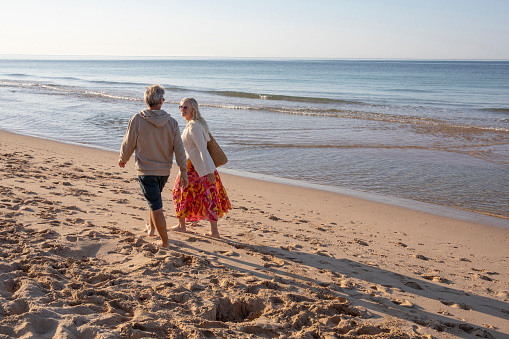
[171,98,231,237]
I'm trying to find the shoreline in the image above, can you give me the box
[3,129,507,229]
[1,130,508,338]
[220,168,509,229]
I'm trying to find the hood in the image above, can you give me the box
[139,109,173,128]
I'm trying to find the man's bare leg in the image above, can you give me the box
[146,219,155,236]
[150,208,169,248]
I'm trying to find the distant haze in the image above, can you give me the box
[0,0,508,59]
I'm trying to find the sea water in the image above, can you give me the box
[0,57,508,224]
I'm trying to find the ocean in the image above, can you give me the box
[0,57,508,225]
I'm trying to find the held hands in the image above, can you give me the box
[180,173,189,188]
[207,173,216,185]
[119,162,126,168]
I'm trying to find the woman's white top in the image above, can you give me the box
[181,121,216,177]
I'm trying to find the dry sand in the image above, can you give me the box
[0,130,508,339]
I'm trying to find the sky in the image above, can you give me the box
[1,0,508,60]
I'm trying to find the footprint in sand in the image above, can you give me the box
[475,274,493,281]
[280,245,294,251]
[438,309,452,316]
[412,254,429,260]
[403,281,423,290]
[3,299,29,315]
[391,299,414,307]
[440,300,472,310]
[216,250,239,257]
[263,257,285,268]
[422,274,449,284]
[350,238,369,246]
[313,250,334,258]
[66,235,78,242]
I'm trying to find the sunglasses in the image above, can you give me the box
[179,105,189,110]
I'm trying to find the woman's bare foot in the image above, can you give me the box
[170,225,188,233]
[146,223,155,236]
[204,231,220,238]
[206,221,220,238]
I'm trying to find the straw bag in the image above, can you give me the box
[207,133,228,167]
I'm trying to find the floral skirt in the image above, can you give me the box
[172,160,231,222]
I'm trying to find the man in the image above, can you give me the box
[119,84,188,248]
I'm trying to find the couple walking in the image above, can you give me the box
[118,85,231,248]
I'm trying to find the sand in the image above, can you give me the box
[0,130,508,339]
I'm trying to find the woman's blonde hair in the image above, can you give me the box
[182,97,210,133]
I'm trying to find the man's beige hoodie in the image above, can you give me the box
[119,109,187,176]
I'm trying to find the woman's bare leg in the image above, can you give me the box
[170,217,187,232]
[205,220,220,238]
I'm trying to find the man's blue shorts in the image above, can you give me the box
[138,175,169,211]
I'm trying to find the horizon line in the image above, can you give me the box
[1,54,508,62]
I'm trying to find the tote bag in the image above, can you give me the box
[207,133,228,167]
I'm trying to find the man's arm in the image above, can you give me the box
[173,124,188,187]
[118,117,137,166]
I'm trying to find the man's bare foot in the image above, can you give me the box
[146,223,155,236]
[170,225,188,233]
[204,231,220,238]
[154,240,169,248]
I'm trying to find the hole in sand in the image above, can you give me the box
[215,297,265,323]
[1,279,20,293]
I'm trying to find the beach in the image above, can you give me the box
[0,130,508,338]
[1,59,508,221]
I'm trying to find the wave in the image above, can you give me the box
[204,90,363,105]
[89,79,142,86]
[5,73,29,77]
[87,79,182,88]
[482,108,509,113]
[3,72,84,82]
[208,103,509,133]
[0,80,143,102]
[230,141,507,150]
[0,79,365,106]
[2,73,179,90]
[2,79,508,133]
[229,142,509,165]
[79,91,142,102]
[53,76,85,82]
[231,142,437,149]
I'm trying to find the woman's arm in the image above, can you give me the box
[188,123,216,179]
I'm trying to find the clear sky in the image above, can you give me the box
[1,0,508,59]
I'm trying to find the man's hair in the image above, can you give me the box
[144,84,165,107]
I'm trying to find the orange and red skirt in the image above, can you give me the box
[172,160,231,222]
